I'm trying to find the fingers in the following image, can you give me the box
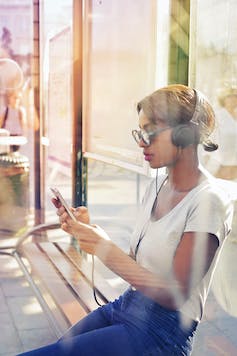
[52,198,68,221]
[60,221,106,255]
[74,206,87,217]
[58,210,74,224]
[51,197,61,208]
[61,219,88,235]
[75,206,88,214]
[56,205,87,226]
[73,206,90,224]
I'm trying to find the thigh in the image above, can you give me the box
[59,306,111,340]
[61,324,137,356]
[18,325,137,356]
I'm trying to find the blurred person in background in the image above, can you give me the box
[0,90,27,151]
[215,87,237,180]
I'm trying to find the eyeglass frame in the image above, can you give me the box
[132,126,170,146]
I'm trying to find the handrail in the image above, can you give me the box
[15,222,61,249]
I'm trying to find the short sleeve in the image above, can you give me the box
[185,187,233,243]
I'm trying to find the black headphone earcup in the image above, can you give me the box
[171,125,199,148]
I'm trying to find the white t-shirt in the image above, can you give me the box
[130,174,233,321]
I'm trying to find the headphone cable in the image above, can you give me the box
[92,255,103,306]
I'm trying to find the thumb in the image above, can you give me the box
[74,206,87,215]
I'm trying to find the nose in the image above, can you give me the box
[138,138,147,148]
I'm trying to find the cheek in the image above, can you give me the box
[158,145,176,161]
[152,136,177,163]
[157,131,174,153]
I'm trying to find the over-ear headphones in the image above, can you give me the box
[171,89,201,148]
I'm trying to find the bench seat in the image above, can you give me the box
[9,224,123,338]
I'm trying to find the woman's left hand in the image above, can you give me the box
[59,212,109,255]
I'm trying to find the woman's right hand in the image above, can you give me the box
[51,198,90,225]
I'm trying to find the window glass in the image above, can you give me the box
[83,0,158,173]
[84,1,171,252]
[0,0,33,234]
[87,159,151,254]
[190,0,237,184]
[190,0,237,322]
[40,0,74,218]
[168,0,190,84]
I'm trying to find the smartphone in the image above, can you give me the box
[50,187,77,222]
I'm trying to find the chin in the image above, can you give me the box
[149,162,164,169]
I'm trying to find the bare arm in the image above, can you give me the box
[173,231,219,301]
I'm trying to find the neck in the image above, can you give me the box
[166,147,202,192]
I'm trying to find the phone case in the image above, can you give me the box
[50,187,77,221]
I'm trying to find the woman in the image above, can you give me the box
[19,84,233,355]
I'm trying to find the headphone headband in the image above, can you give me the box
[190,89,203,126]
[171,88,203,148]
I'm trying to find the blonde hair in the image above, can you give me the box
[137,84,217,151]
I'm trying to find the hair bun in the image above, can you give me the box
[202,140,218,152]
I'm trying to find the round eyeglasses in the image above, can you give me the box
[132,126,170,146]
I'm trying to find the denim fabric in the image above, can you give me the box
[18,288,198,356]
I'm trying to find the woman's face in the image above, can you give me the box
[138,109,178,169]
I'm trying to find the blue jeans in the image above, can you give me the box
[18,288,198,355]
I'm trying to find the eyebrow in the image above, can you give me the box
[138,123,153,130]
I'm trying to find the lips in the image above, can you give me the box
[144,153,153,161]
